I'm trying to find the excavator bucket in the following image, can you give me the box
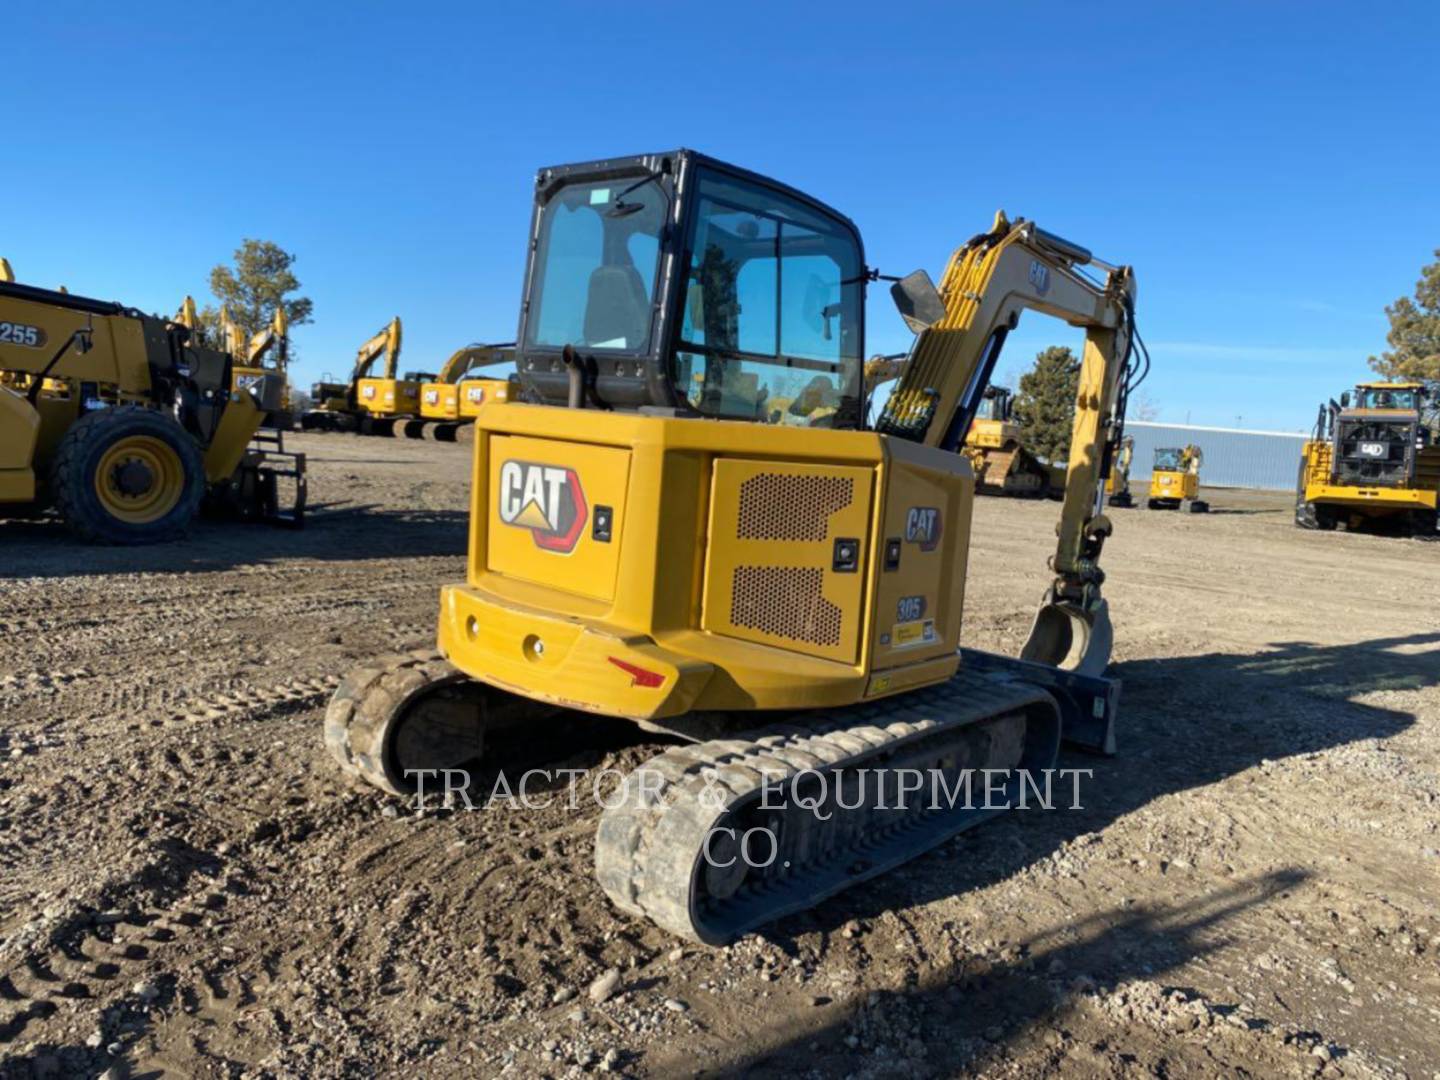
[1020,589,1113,677]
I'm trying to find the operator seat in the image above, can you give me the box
[584,265,649,350]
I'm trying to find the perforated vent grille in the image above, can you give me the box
[737,474,854,541]
[730,566,842,646]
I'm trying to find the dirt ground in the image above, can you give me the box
[1,431,1438,1080]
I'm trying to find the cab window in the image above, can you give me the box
[674,171,862,426]
[527,178,666,352]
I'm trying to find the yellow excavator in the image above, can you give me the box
[1297,381,1440,534]
[1146,444,1207,512]
[407,343,516,441]
[1,266,304,542]
[301,317,414,434]
[323,150,1144,944]
[1105,434,1135,507]
[219,305,295,430]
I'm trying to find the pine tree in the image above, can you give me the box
[1369,250,1440,382]
[200,240,314,345]
[1013,346,1080,463]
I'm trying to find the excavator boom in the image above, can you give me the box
[352,317,403,382]
[879,213,1140,669]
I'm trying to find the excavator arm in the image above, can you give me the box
[879,212,1142,674]
[246,307,289,368]
[435,341,514,385]
[351,317,403,383]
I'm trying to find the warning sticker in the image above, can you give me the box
[890,618,937,650]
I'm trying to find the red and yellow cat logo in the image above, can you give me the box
[498,460,588,553]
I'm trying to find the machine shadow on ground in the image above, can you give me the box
[0,506,470,579]
[654,868,1307,1078]
[689,633,1429,1075]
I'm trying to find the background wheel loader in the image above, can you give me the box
[324,150,1146,945]
[0,268,305,543]
[301,317,414,435]
[1296,381,1440,535]
[1146,444,1207,512]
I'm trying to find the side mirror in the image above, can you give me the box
[1339,392,1350,408]
[890,270,947,334]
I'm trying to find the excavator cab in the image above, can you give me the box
[975,385,1013,422]
[516,152,865,425]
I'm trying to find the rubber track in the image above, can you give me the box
[594,669,1056,944]
[323,649,470,796]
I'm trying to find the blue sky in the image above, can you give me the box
[6,1,1437,431]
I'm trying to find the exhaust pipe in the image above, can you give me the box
[563,345,585,409]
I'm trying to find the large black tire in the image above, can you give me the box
[50,406,206,545]
[1294,459,1336,530]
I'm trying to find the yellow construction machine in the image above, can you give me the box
[1146,444,1207,512]
[323,151,1145,944]
[301,317,414,434]
[406,343,516,441]
[1105,434,1135,507]
[963,385,1056,495]
[0,269,304,542]
[865,359,1054,496]
[222,306,295,430]
[1297,381,1439,534]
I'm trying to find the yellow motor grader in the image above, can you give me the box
[324,150,1145,944]
[0,268,304,543]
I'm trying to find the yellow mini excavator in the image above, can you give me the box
[301,317,412,434]
[406,343,516,441]
[1,268,305,542]
[323,151,1145,944]
[1146,444,1207,512]
[1297,381,1440,534]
